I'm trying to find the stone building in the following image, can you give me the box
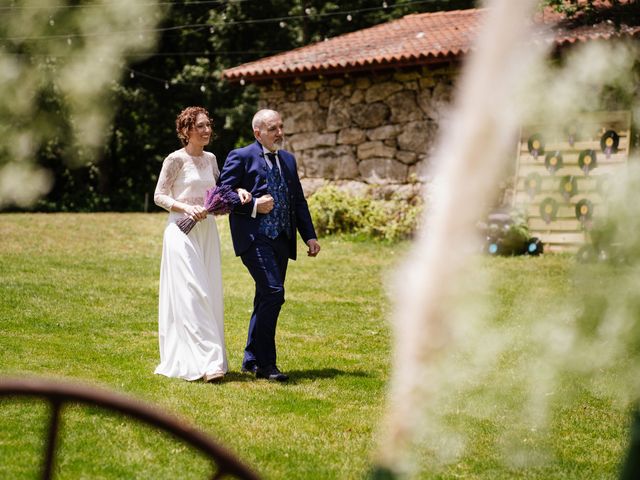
[223,7,640,200]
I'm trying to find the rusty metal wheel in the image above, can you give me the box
[0,377,260,480]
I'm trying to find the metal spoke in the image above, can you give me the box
[42,399,62,480]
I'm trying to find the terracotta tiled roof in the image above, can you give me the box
[553,19,640,47]
[224,9,481,82]
[223,6,640,83]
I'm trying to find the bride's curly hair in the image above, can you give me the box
[175,106,213,146]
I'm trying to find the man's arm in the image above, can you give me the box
[219,150,255,215]
[284,153,319,253]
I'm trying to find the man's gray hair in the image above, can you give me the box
[252,109,279,130]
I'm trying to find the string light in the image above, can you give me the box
[7,0,451,93]
[2,0,442,42]
[0,0,250,12]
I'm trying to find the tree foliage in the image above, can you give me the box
[542,0,639,19]
[22,0,475,212]
[0,1,164,210]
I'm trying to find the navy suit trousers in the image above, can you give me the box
[240,232,290,369]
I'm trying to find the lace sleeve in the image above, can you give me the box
[154,154,184,211]
[210,153,220,184]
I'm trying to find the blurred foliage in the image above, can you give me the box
[0,0,475,212]
[542,0,639,22]
[0,0,165,210]
[308,184,423,241]
[578,162,640,264]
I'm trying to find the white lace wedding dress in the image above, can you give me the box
[153,148,227,380]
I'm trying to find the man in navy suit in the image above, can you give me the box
[219,109,321,382]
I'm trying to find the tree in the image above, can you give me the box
[542,0,639,20]
[25,0,477,212]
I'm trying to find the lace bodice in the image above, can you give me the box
[154,149,219,211]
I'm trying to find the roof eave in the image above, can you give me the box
[223,51,464,84]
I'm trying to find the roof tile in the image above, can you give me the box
[224,7,640,82]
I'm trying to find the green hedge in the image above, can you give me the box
[307,185,423,242]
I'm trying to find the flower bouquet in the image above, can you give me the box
[176,184,240,235]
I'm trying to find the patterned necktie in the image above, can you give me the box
[266,152,279,174]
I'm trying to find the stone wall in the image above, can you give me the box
[257,64,457,200]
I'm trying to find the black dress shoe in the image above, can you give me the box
[241,363,257,374]
[256,366,289,382]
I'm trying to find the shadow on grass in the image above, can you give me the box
[288,368,370,382]
[220,368,371,384]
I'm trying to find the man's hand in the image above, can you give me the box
[256,194,274,214]
[237,188,252,205]
[306,239,321,257]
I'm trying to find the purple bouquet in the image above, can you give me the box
[176,184,241,235]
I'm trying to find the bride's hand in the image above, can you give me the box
[237,188,252,204]
[187,205,207,221]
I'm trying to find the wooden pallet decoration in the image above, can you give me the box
[512,110,631,253]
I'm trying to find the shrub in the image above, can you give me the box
[307,184,423,241]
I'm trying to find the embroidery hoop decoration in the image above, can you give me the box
[575,199,594,228]
[559,175,578,202]
[578,149,597,176]
[539,197,558,224]
[527,134,544,160]
[544,151,563,175]
[525,172,542,200]
[600,130,619,159]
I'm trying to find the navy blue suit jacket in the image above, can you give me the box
[218,141,317,260]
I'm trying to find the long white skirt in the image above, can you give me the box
[154,213,227,380]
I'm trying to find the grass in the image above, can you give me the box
[0,213,633,479]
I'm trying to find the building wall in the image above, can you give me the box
[256,64,458,200]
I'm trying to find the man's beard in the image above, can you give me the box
[273,137,285,150]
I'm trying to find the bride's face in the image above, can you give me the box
[187,113,212,147]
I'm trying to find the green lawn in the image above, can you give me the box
[0,213,633,479]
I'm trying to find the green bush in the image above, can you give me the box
[307,184,423,242]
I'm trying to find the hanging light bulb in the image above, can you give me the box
[200,85,206,93]
[279,21,286,28]
[346,14,353,22]
[240,78,246,86]
[130,71,135,79]
[382,1,388,8]
[164,82,169,90]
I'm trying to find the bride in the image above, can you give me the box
[153,106,251,382]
